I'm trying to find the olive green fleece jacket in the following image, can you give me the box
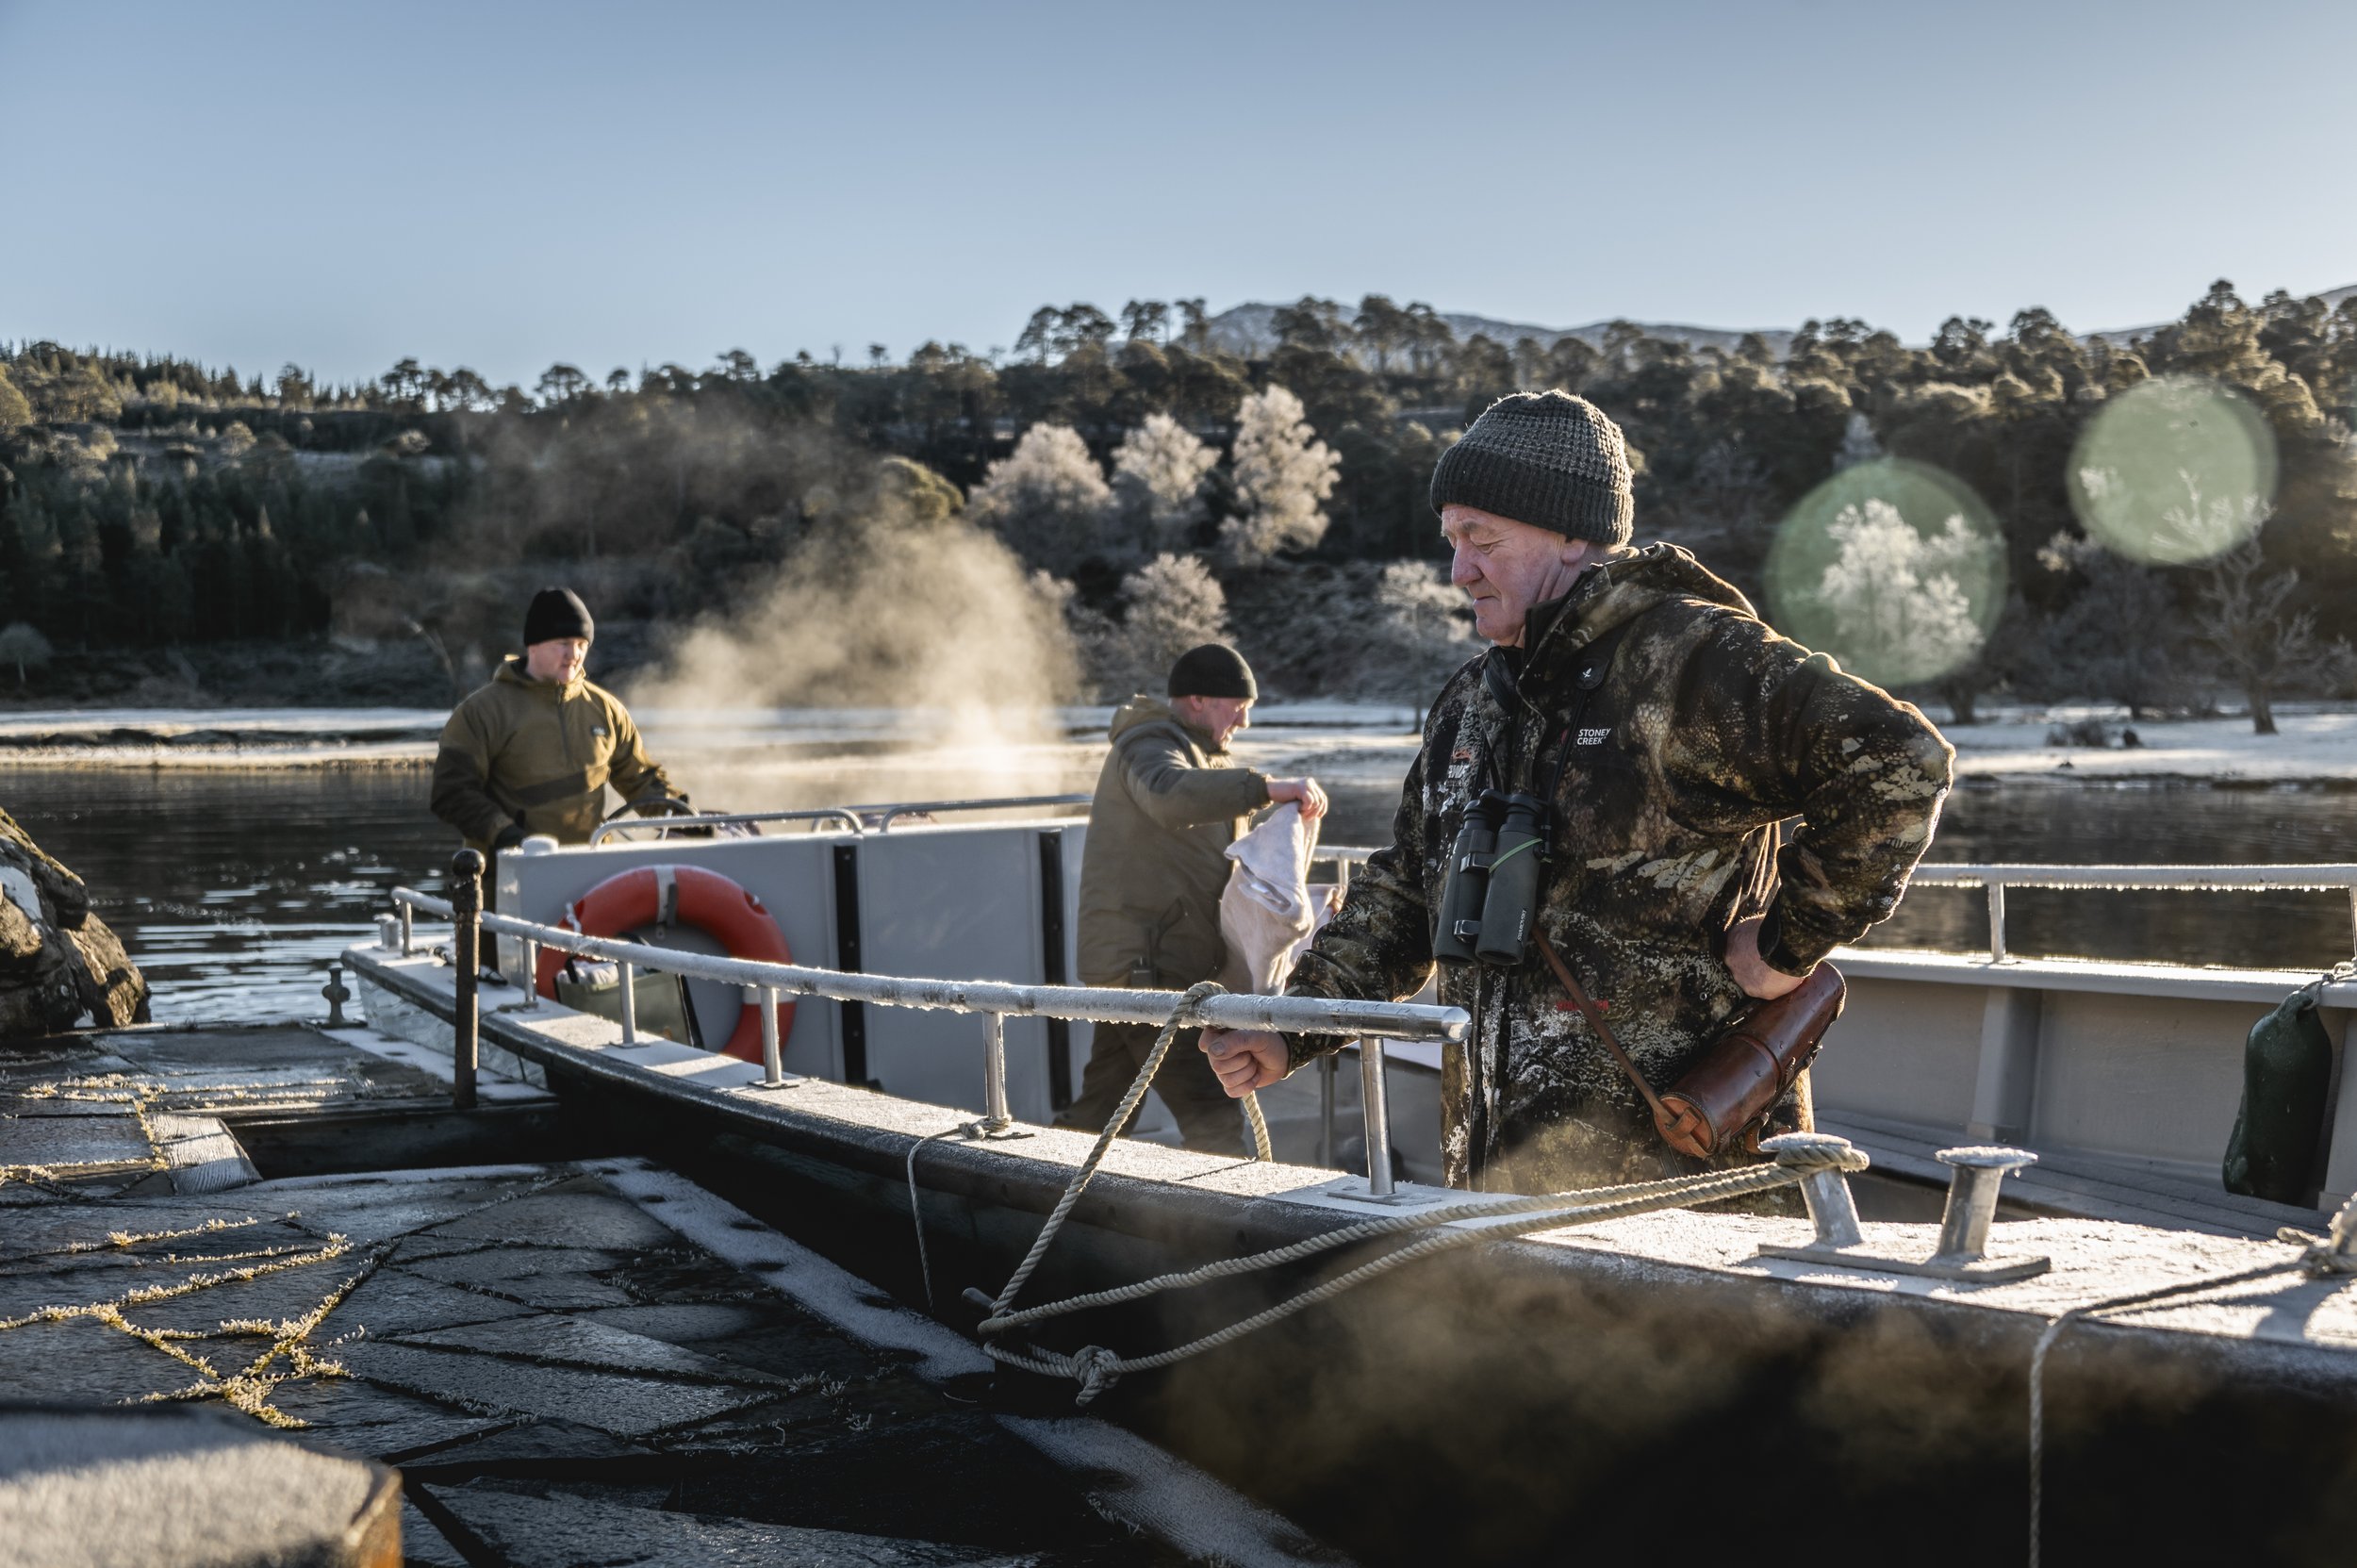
[1284,543,1953,1193]
[1075,696,1272,988]
[430,657,674,852]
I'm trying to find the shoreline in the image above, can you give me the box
[5,703,2357,787]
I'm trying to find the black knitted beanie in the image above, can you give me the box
[1166,643,1258,700]
[523,587,594,647]
[1429,390,1634,547]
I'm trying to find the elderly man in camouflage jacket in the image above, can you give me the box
[1201,391,1954,1195]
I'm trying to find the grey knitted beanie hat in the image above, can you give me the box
[1429,390,1634,547]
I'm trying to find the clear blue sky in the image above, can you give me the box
[4,0,2349,389]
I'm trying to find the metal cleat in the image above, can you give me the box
[1757,1138,2050,1283]
[1762,1132,1864,1248]
[1931,1147,2041,1269]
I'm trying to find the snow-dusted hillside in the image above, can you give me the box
[1202,302,1792,361]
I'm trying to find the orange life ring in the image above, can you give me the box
[535,864,795,1062]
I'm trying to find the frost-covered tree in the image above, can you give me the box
[1221,386,1339,565]
[0,623,51,687]
[1812,498,1992,686]
[1110,414,1217,558]
[1833,411,1883,470]
[964,422,1113,570]
[2192,540,2356,734]
[1112,553,1230,696]
[1370,560,1482,696]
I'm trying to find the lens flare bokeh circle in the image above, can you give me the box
[2067,374,2277,565]
[1765,456,2006,688]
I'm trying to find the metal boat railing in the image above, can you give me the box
[1904,863,2357,962]
[1327,850,2357,963]
[381,838,2355,1199]
[589,794,1092,845]
[383,879,1467,1198]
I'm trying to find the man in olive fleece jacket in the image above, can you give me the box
[430,588,677,858]
[1202,394,1953,1195]
[1057,644,1326,1153]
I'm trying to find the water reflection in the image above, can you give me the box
[0,769,454,1024]
[3,764,2351,1028]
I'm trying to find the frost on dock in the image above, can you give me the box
[0,1031,1255,1566]
[0,1160,1211,1565]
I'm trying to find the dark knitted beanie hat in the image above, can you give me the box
[523,587,594,647]
[1167,643,1258,700]
[1429,390,1634,547]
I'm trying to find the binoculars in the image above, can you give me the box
[1433,791,1550,967]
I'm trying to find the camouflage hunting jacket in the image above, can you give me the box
[1284,544,1953,1194]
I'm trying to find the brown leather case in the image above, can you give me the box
[1653,964,1847,1160]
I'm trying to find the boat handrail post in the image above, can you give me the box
[1318,1053,1337,1168]
[517,937,539,1009]
[1986,879,2009,964]
[1360,1036,1395,1197]
[618,963,637,1045]
[981,1012,1013,1133]
[399,901,413,957]
[2348,886,2356,960]
[450,850,482,1113]
[749,985,790,1090]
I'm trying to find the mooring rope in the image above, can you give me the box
[905,981,1268,1315]
[986,982,1229,1319]
[1242,1086,1272,1163]
[2025,1197,2357,1567]
[906,1119,987,1312]
[964,982,1867,1405]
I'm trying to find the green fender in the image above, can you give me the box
[2222,986,2334,1206]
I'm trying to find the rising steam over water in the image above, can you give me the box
[624,486,1082,800]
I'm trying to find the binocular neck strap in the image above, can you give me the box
[1534,930,1674,1127]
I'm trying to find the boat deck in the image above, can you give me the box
[0,1027,1330,1568]
[1821,1110,2333,1240]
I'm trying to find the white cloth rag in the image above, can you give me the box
[1218,802,1335,995]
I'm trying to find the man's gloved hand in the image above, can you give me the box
[648,795,717,837]
[491,823,526,851]
[1199,1028,1290,1097]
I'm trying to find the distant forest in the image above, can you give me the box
[1,283,2353,718]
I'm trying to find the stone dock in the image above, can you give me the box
[0,1023,1339,1567]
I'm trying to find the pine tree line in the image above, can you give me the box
[1,279,2352,714]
